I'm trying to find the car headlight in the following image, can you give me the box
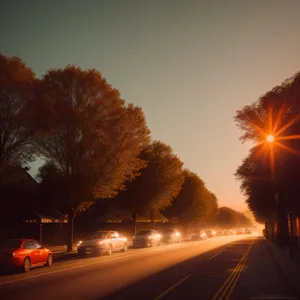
[98,241,103,245]
[175,232,180,236]
[77,241,82,246]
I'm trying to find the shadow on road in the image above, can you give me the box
[102,242,237,300]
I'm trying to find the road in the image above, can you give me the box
[0,235,260,300]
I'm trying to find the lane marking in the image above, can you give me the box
[224,241,254,300]
[154,274,192,300]
[211,255,245,300]
[209,252,222,260]
[211,239,254,300]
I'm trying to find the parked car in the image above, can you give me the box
[162,228,181,244]
[77,230,128,257]
[223,230,234,235]
[206,230,216,238]
[0,239,53,272]
[133,230,162,248]
[191,230,207,240]
[245,228,252,234]
[215,230,224,236]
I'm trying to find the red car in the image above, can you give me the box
[0,239,53,272]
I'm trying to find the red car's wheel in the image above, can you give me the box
[23,257,31,272]
[45,254,52,266]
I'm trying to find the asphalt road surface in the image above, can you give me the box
[0,235,258,300]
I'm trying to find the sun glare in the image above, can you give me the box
[251,106,300,179]
[266,135,275,143]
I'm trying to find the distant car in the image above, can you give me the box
[191,230,207,240]
[133,230,162,248]
[221,230,233,235]
[77,230,128,257]
[206,230,216,238]
[162,228,181,244]
[215,230,223,236]
[245,228,252,234]
[0,239,52,272]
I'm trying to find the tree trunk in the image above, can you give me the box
[132,209,137,236]
[151,209,155,229]
[67,212,74,252]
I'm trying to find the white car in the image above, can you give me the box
[133,230,162,247]
[191,230,207,240]
[77,230,128,256]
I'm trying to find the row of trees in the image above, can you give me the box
[216,207,252,229]
[0,54,250,250]
[235,70,300,227]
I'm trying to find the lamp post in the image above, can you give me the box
[266,135,282,246]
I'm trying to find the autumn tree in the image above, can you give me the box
[216,207,238,228]
[117,141,184,234]
[202,190,219,223]
[33,66,150,251]
[0,54,35,174]
[164,170,218,227]
[236,212,253,228]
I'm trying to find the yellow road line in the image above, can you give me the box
[221,241,254,300]
[154,274,192,300]
[211,239,254,300]
[224,241,254,300]
[211,255,245,300]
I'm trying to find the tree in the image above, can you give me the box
[214,207,252,229]
[202,190,219,223]
[235,71,300,223]
[33,66,150,251]
[236,212,253,228]
[235,148,275,223]
[0,54,35,174]
[164,170,218,227]
[117,141,184,234]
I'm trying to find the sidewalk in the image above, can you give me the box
[266,242,300,297]
[232,237,300,300]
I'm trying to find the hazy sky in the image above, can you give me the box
[1,0,300,211]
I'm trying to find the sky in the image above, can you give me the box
[1,0,300,212]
